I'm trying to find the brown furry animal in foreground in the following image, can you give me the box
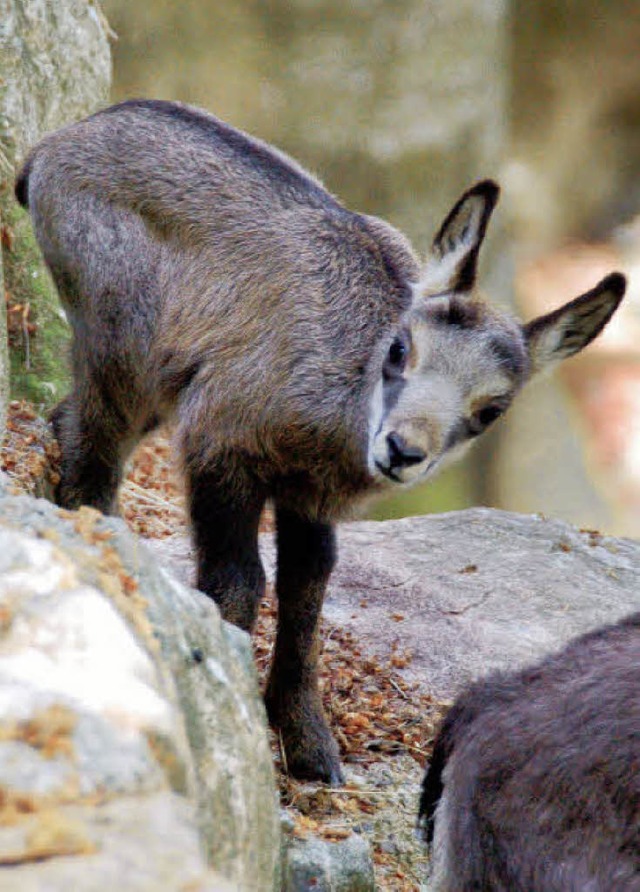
[16,99,625,782]
[419,612,640,891]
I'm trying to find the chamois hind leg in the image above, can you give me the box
[50,380,134,515]
[265,506,342,784]
[186,457,267,632]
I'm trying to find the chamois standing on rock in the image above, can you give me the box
[419,612,640,891]
[15,99,626,782]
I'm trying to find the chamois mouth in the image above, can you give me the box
[374,460,402,483]
[374,455,440,487]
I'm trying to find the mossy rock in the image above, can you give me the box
[0,0,112,411]
[1,192,71,408]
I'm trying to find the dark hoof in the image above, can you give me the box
[266,692,344,784]
[286,744,345,786]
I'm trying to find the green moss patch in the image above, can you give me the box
[1,188,71,410]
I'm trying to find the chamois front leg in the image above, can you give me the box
[187,460,266,632]
[265,506,342,784]
[50,387,130,515]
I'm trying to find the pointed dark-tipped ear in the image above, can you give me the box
[418,180,500,297]
[525,272,626,375]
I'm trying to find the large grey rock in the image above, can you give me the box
[0,494,280,889]
[149,508,640,702]
[325,508,640,699]
[0,0,111,407]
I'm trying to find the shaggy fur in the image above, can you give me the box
[16,99,626,781]
[419,613,640,891]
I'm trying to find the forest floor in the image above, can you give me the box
[1,399,446,890]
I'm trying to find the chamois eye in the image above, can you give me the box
[478,405,502,426]
[387,338,407,369]
[470,404,503,435]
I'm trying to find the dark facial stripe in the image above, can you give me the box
[490,334,528,380]
[426,296,484,330]
[383,376,406,415]
[443,420,468,452]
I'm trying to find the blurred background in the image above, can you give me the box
[99,1,640,534]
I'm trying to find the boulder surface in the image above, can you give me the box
[0,492,280,890]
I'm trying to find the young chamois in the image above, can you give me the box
[15,99,626,783]
[419,612,640,891]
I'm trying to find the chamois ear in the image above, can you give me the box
[525,273,626,375]
[419,180,500,297]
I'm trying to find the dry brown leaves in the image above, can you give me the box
[120,435,188,538]
[0,400,60,496]
[254,585,442,889]
[253,590,438,774]
[120,433,274,536]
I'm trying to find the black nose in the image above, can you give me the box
[386,432,426,469]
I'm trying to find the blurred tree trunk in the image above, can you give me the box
[509,0,640,246]
[0,0,112,410]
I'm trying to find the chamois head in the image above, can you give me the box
[369,181,626,486]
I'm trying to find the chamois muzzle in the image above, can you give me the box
[375,431,428,482]
[387,433,426,469]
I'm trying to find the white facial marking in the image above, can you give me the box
[417,251,466,297]
[367,377,385,474]
[371,372,461,486]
